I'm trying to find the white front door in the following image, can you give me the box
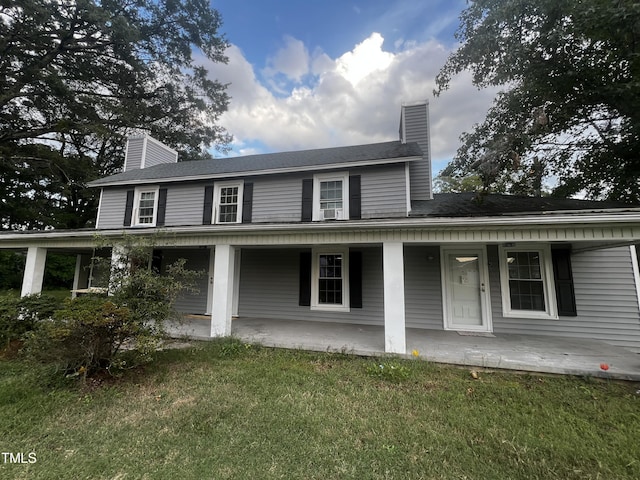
[441,247,492,332]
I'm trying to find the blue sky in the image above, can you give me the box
[205,0,498,175]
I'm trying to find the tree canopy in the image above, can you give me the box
[435,0,640,202]
[0,0,231,229]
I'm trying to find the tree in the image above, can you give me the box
[435,0,640,202]
[433,174,485,194]
[0,0,231,229]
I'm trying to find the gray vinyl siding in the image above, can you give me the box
[144,138,177,168]
[251,174,303,222]
[248,164,408,223]
[161,248,210,314]
[238,247,384,325]
[488,245,640,352]
[95,164,410,228]
[124,137,144,172]
[96,188,129,228]
[404,246,444,329]
[360,164,407,218]
[164,184,207,226]
[402,104,431,201]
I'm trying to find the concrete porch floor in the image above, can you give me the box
[167,316,640,381]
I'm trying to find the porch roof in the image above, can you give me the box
[1,209,640,252]
[411,193,639,217]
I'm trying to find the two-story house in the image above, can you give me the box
[4,101,640,355]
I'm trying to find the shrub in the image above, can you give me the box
[0,293,63,347]
[23,234,202,379]
[0,295,19,347]
[23,296,159,377]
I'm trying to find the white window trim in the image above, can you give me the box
[311,246,350,312]
[498,244,558,319]
[212,180,244,224]
[96,188,104,228]
[132,186,159,227]
[405,162,411,215]
[312,172,349,221]
[630,245,640,312]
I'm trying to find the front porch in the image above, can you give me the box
[167,317,640,381]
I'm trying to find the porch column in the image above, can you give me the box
[109,245,127,294]
[21,247,47,297]
[383,242,406,354]
[211,244,236,337]
[72,254,92,298]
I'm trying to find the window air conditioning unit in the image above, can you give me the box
[320,208,343,220]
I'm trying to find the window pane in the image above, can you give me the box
[320,180,343,210]
[218,186,239,223]
[507,251,546,311]
[220,187,238,204]
[218,205,237,223]
[138,191,155,224]
[318,254,343,305]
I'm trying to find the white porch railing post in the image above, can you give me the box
[383,241,406,354]
[21,247,47,297]
[211,244,235,337]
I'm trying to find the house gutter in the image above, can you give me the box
[1,211,640,244]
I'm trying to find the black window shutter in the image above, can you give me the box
[350,250,363,308]
[151,249,163,273]
[552,247,577,316]
[203,185,214,224]
[156,188,168,226]
[349,175,361,220]
[299,251,312,306]
[301,179,313,221]
[242,182,253,223]
[123,190,134,226]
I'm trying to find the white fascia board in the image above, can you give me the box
[88,155,423,188]
[2,211,640,245]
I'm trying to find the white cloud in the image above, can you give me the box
[201,32,498,173]
[335,33,394,86]
[263,35,309,82]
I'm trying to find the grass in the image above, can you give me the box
[0,339,639,479]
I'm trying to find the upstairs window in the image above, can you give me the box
[133,187,159,226]
[313,172,349,221]
[320,180,343,212]
[213,181,244,224]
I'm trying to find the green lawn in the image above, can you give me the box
[1,340,638,479]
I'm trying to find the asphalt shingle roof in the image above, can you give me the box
[411,193,637,217]
[89,140,423,186]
